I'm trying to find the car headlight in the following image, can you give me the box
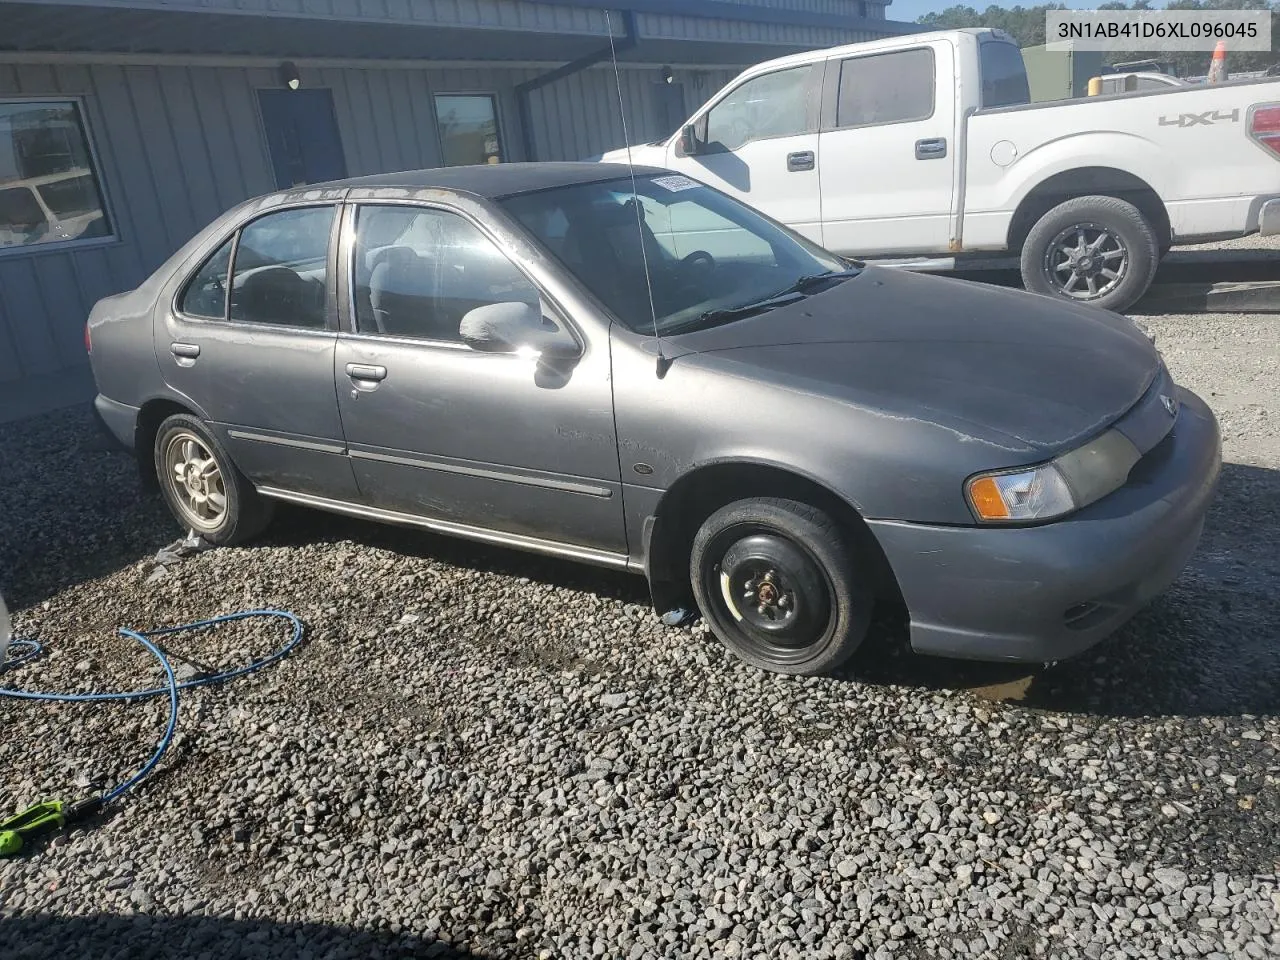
[966,428,1142,524]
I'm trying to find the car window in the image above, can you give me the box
[180,237,234,320]
[228,206,334,329]
[704,66,811,152]
[352,205,540,342]
[978,40,1030,109]
[501,174,847,336]
[836,48,935,128]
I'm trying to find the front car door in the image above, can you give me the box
[332,192,627,558]
[663,63,825,244]
[155,196,359,500]
[816,40,957,256]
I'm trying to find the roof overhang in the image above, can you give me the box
[0,0,917,66]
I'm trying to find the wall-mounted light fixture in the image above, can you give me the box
[661,66,674,85]
[279,61,301,91]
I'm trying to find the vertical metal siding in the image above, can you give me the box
[523,65,741,162]
[0,61,449,388]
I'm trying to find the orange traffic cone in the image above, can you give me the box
[1207,40,1228,83]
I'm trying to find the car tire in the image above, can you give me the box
[689,497,872,676]
[153,413,273,546]
[1020,195,1159,313]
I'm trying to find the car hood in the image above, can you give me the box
[668,266,1160,455]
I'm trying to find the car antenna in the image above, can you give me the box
[605,10,672,378]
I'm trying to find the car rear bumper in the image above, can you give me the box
[93,394,139,453]
[1260,197,1280,236]
[866,386,1221,663]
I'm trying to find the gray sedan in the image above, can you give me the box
[87,163,1221,675]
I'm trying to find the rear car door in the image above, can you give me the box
[663,63,825,244]
[156,202,359,500]
[816,41,957,256]
[332,198,627,556]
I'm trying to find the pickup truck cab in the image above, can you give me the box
[601,28,1280,311]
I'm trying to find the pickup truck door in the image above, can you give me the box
[817,40,957,256]
[663,63,825,245]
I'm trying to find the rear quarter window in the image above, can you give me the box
[979,40,1030,109]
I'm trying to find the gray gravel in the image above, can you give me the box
[2,307,1278,960]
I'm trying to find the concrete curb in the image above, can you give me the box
[1131,281,1280,315]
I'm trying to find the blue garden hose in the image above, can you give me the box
[0,610,304,848]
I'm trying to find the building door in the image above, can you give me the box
[434,94,504,166]
[257,89,348,190]
[653,81,687,139]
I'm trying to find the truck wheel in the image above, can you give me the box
[154,413,273,545]
[1021,195,1159,313]
[689,497,872,676]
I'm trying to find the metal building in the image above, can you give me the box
[0,0,913,420]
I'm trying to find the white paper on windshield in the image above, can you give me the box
[650,175,699,192]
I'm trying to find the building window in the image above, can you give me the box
[0,100,112,251]
[434,94,504,167]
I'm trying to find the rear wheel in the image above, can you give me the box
[689,497,872,676]
[154,413,273,545]
[1020,195,1159,313]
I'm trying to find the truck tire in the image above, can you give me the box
[1020,195,1159,313]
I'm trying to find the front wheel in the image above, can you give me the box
[689,497,872,676]
[1020,195,1159,313]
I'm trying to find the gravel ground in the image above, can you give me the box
[2,309,1278,960]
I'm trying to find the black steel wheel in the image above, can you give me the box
[1020,195,1159,313]
[153,413,273,546]
[690,497,872,676]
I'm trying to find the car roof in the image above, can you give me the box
[307,162,667,199]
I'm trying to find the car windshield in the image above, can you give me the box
[499,174,850,335]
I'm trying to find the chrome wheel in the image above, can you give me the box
[162,431,227,532]
[1044,223,1129,301]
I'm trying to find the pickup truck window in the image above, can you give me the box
[978,40,1030,109]
[835,48,934,128]
[704,66,811,152]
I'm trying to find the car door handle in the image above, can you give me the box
[787,150,815,172]
[170,342,200,359]
[345,363,387,382]
[915,137,947,160]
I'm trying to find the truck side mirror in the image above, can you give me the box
[680,123,700,157]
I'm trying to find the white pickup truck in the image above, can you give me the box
[600,28,1280,311]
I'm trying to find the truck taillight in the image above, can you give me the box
[1250,103,1280,159]
[85,322,91,354]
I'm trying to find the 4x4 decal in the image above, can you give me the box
[1159,109,1240,128]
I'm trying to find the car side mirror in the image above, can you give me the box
[679,123,700,157]
[458,301,580,361]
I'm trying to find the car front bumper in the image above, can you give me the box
[866,386,1222,663]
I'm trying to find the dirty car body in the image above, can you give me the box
[87,163,1221,674]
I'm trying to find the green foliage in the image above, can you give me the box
[915,2,1279,75]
